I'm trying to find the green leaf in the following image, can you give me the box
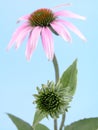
[7,113,33,130]
[60,59,77,96]
[64,118,98,130]
[33,110,46,127]
[35,123,49,130]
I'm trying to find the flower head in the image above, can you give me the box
[33,81,72,118]
[7,5,86,60]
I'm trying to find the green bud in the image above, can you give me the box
[33,81,72,119]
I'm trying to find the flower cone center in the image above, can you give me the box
[29,8,56,27]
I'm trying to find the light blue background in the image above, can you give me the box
[0,0,98,129]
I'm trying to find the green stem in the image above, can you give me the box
[59,112,66,130]
[53,54,59,83]
[54,119,58,130]
[53,54,66,130]
[53,54,59,130]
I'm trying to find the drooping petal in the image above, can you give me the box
[25,26,42,60]
[56,19,86,41]
[50,21,72,42]
[54,10,86,20]
[7,23,29,50]
[15,26,33,49]
[41,27,54,60]
[17,15,30,23]
[52,3,72,10]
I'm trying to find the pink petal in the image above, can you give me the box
[25,26,42,60]
[7,23,29,50]
[50,21,72,42]
[15,26,33,49]
[41,27,54,60]
[56,19,86,41]
[52,3,72,10]
[17,15,30,23]
[54,10,86,20]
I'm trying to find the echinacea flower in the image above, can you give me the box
[33,81,72,118]
[7,4,86,60]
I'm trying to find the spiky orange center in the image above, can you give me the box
[29,8,56,27]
